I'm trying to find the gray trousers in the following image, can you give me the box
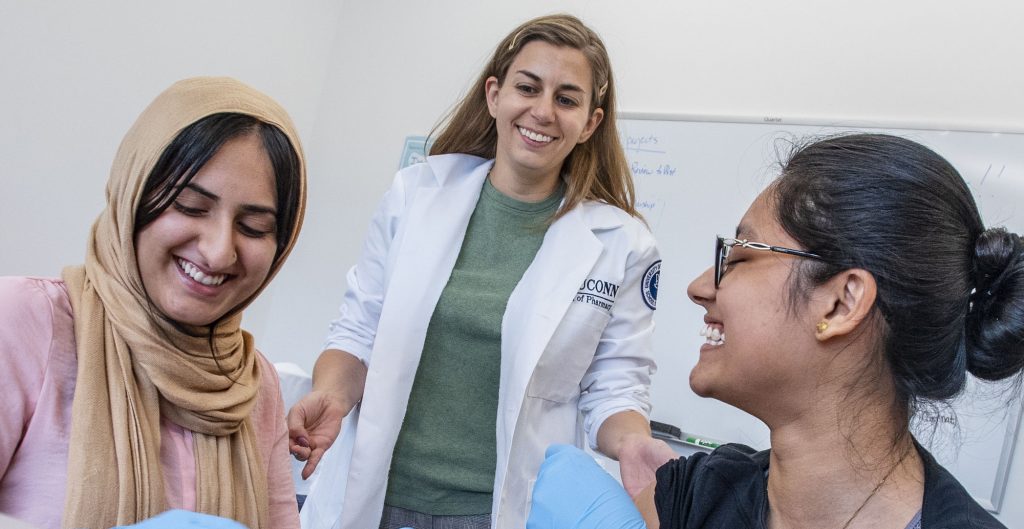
[379,505,491,529]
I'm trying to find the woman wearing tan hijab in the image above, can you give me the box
[0,77,306,529]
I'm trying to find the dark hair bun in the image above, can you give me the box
[966,227,1024,381]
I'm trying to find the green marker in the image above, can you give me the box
[684,436,720,449]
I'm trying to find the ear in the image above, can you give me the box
[814,268,877,341]
[485,76,501,118]
[577,107,604,144]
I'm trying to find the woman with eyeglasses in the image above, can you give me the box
[529,133,1017,528]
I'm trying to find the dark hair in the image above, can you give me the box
[770,134,1024,411]
[135,112,302,261]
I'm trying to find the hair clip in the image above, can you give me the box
[509,29,526,51]
[598,81,609,99]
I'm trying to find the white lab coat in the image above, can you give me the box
[300,154,659,529]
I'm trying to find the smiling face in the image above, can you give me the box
[485,40,604,189]
[685,192,824,419]
[135,132,278,327]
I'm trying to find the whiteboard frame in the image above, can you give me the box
[617,112,1024,513]
[621,112,1024,135]
[988,397,1023,512]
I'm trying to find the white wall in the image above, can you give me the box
[3,1,1023,525]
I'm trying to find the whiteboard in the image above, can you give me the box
[619,114,1024,513]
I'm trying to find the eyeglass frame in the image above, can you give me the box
[714,235,825,288]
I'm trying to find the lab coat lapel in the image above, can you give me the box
[342,160,489,526]
[497,205,602,434]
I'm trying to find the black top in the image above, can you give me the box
[654,441,1006,529]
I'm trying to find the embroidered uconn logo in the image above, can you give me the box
[575,278,620,311]
[642,260,660,310]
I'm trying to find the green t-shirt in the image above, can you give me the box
[384,177,563,515]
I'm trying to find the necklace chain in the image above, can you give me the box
[838,447,911,529]
[767,446,911,529]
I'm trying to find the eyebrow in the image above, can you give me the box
[185,182,218,200]
[184,183,277,216]
[734,222,758,239]
[515,69,586,94]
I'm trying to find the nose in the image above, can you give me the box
[197,216,238,271]
[530,94,555,123]
[687,266,716,308]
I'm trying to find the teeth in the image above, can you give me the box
[178,259,226,286]
[700,323,725,346]
[518,126,553,143]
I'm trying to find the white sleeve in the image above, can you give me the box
[577,232,660,449]
[322,173,408,363]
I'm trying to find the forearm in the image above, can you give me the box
[311,348,368,412]
[596,409,652,460]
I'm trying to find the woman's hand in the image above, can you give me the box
[286,389,349,479]
[287,348,367,479]
[596,410,678,496]
[617,434,677,497]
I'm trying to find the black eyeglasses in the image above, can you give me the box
[715,236,825,288]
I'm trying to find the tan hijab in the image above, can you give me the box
[60,77,306,529]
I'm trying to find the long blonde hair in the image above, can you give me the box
[429,14,638,219]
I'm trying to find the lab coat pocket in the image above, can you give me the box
[527,303,612,403]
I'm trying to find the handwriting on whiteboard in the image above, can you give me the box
[630,161,677,177]
[624,133,663,152]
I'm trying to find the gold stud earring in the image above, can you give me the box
[816,321,829,333]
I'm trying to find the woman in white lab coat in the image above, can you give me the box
[289,14,676,529]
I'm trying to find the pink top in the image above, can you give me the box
[0,277,299,529]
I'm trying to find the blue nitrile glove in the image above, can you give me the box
[113,509,248,529]
[527,444,646,529]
